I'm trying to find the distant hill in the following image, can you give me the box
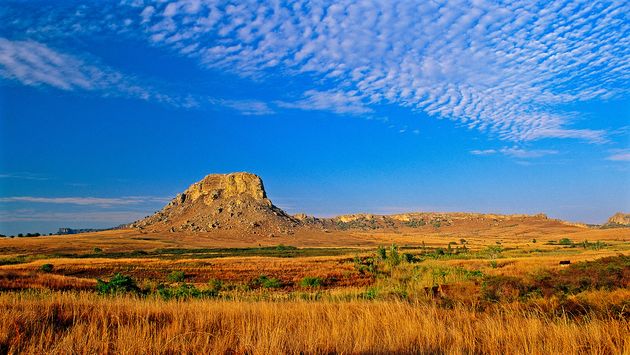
[129,172,577,237]
[603,212,630,227]
[130,172,299,236]
[57,228,108,235]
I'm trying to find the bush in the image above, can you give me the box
[403,219,426,227]
[93,247,102,253]
[275,244,297,251]
[96,273,139,295]
[207,279,223,292]
[299,276,323,288]
[40,263,54,273]
[353,256,378,275]
[402,253,422,263]
[388,244,401,266]
[167,271,186,283]
[376,246,387,260]
[485,245,503,259]
[559,238,573,246]
[251,275,283,289]
[157,283,205,300]
[363,287,378,300]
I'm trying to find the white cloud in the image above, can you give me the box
[499,147,558,159]
[0,196,169,207]
[275,90,373,115]
[0,37,96,90]
[131,0,627,142]
[209,98,275,115]
[2,1,629,142]
[470,149,497,156]
[0,37,199,108]
[606,150,630,162]
[0,172,48,181]
[470,147,558,158]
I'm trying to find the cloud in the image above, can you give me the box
[126,0,627,142]
[0,172,48,181]
[209,98,275,115]
[499,147,558,159]
[0,37,198,108]
[0,196,169,207]
[470,149,497,156]
[2,1,629,142]
[470,146,558,158]
[606,149,630,162]
[0,37,97,90]
[275,90,373,115]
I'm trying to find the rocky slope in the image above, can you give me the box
[294,211,555,231]
[131,172,298,235]
[131,172,572,235]
[604,212,630,227]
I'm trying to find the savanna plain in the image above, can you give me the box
[1,215,629,354]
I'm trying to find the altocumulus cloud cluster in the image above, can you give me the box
[1,0,629,143]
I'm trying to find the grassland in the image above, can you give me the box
[0,222,629,353]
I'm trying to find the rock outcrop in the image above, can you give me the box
[130,172,569,236]
[131,172,298,234]
[604,212,630,227]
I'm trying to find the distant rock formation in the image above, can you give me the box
[131,172,298,235]
[57,228,107,235]
[604,212,630,227]
[130,171,568,235]
[294,211,552,231]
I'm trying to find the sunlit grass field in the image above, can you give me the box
[1,225,628,354]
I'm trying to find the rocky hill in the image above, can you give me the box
[131,172,573,236]
[604,212,630,227]
[294,211,555,231]
[131,172,298,235]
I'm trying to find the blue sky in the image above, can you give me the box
[0,0,629,235]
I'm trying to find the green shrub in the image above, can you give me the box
[403,219,426,227]
[485,245,503,259]
[299,276,323,288]
[559,238,573,246]
[363,287,378,300]
[353,256,378,275]
[93,247,102,253]
[40,263,54,273]
[156,283,204,300]
[376,246,387,260]
[252,275,282,289]
[167,271,186,283]
[207,278,223,292]
[388,244,401,266]
[275,244,297,251]
[489,260,498,269]
[96,273,139,295]
[402,253,422,263]
[173,283,201,299]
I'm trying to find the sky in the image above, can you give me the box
[0,0,629,235]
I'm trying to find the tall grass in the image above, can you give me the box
[1,291,627,354]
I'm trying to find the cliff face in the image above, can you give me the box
[131,172,297,235]
[605,212,630,226]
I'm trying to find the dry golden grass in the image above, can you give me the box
[1,291,628,355]
[1,222,628,353]
[1,217,627,255]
